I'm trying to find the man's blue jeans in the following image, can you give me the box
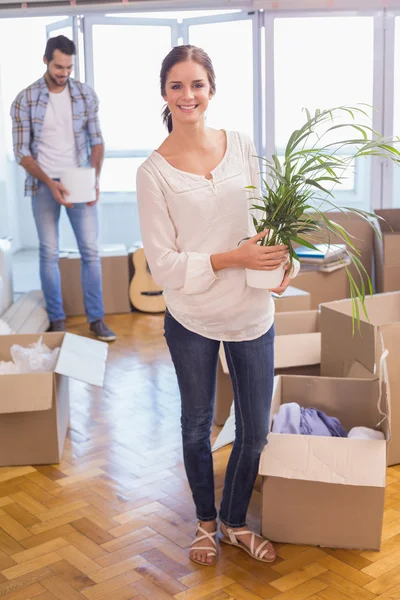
[32,181,104,323]
[164,309,275,527]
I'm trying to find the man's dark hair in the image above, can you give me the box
[44,35,76,62]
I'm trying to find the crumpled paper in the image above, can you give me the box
[0,336,60,375]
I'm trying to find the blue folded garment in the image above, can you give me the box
[272,402,348,438]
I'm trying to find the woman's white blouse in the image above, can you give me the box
[136,130,299,341]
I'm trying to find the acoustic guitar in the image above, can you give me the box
[129,247,166,313]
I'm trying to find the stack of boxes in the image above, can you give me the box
[214,210,400,551]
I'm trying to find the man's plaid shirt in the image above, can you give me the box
[10,76,104,196]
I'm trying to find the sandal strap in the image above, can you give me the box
[190,525,217,550]
[226,528,253,545]
[190,546,217,554]
[225,527,271,560]
[255,539,271,558]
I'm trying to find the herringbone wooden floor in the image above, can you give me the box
[1,312,400,599]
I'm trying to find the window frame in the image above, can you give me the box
[82,10,263,203]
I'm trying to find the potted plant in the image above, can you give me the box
[247,105,400,327]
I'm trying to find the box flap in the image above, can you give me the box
[377,324,400,450]
[55,333,108,387]
[321,293,400,327]
[275,310,319,335]
[259,433,386,488]
[275,332,321,369]
[347,361,377,380]
[375,208,400,233]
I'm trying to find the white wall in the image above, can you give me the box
[0,60,21,250]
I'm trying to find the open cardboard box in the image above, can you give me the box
[259,369,389,551]
[0,332,108,466]
[320,291,400,465]
[214,311,321,428]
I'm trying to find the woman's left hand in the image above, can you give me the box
[270,263,292,295]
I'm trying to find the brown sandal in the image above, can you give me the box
[220,525,276,563]
[189,523,218,566]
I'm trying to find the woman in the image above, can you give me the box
[136,45,299,566]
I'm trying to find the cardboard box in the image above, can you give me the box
[294,266,349,309]
[374,209,400,293]
[214,357,234,427]
[274,311,320,369]
[293,210,375,305]
[320,292,400,465]
[259,374,388,550]
[0,238,13,315]
[0,332,108,466]
[60,245,131,316]
[299,210,374,279]
[273,286,311,312]
[214,311,321,426]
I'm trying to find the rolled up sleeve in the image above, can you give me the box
[136,165,218,295]
[10,93,32,164]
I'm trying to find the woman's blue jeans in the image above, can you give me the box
[164,310,275,527]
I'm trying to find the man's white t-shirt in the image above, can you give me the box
[37,86,78,178]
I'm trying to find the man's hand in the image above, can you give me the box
[87,185,100,207]
[48,180,74,208]
[270,263,292,295]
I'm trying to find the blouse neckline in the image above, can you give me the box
[151,130,230,181]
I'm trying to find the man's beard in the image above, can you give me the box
[46,68,67,87]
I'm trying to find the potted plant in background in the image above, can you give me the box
[246,105,400,327]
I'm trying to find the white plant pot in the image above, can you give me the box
[246,264,286,290]
[59,167,96,204]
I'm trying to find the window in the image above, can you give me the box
[184,16,255,139]
[392,16,400,207]
[272,15,374,210]
[91,22,172,152]
[84,11,257,200]
[0,16,70,157]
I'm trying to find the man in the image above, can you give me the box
[10,35,116,342]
